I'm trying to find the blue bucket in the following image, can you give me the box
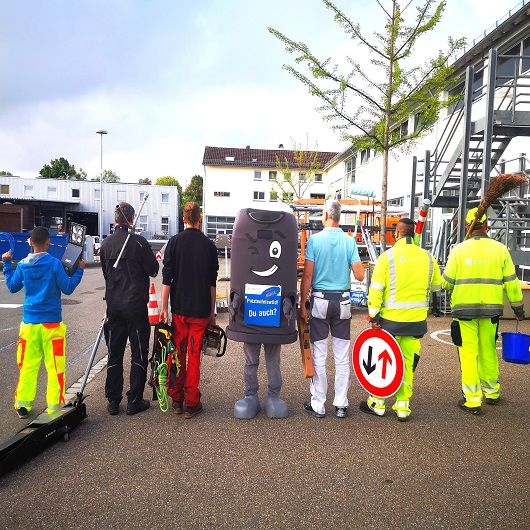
[501,332,530,364]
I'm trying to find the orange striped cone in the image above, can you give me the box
[148,283,160,325]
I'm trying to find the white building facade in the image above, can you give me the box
[0,176,180,238]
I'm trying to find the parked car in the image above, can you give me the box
[215,234,231,256]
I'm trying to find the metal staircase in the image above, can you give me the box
[413,48,530,269]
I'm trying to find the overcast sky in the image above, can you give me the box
[0,0,517,186]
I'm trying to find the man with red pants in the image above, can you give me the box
[160,202,218,418]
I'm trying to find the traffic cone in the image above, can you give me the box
[148,283,160,325]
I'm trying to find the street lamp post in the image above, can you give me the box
[96,129,108,240]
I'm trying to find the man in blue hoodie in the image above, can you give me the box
[2,226,85,419]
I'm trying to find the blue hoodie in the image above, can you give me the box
[3,253,84,324]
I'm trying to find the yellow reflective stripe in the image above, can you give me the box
[453,278,503,285]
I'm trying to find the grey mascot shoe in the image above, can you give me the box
[264,396,288,419]
[234,394,261,419]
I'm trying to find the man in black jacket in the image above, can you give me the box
[100,201,159,415]
[160,202,218,419]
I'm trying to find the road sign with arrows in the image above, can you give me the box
[352,328,404,398]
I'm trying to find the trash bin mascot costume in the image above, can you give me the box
[226,209,298,419]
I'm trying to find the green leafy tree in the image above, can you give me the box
[91,169,120,183]
[269,0,465,249]
[271,137,322,207]
[138,177,152,184]
[155,176,179,187]
[39,157,86,180]
[0,171,13,175]
[184,175,203,206]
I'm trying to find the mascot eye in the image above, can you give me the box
[269,241,282,259]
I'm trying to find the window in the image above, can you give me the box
[24,185,34,197]
[270,191,278,202]
[254,171,262,180]
[161,216,169,235]
[161,193,169,203]
[310,193,325,199]
[284,172,291,183]
[299,172,306,182]
[253,191,265,201]
[72,188,80,198]
[269,171,277,181]
[214,191,230,197]
[117,190,126,201]
[95,188,101,200]
[0,184,9,194]
[315,173,323,182]
[48,186,57,198]
[140,191,147,202]
[138,215,148,232]
[206,215,235,240]
[282,192,293,202]
[360,149,371,165]
[388,197,404,207]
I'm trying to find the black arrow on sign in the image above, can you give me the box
[363,345,376,374]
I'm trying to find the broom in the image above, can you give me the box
[464,173,528,240]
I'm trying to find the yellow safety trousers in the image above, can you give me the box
[368,335,420,419]
[15,322,67,413]
[456,318,500,406]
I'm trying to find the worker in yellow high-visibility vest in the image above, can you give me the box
[361,218,442,421]
[442,208,524,415]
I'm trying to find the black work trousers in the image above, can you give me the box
[104,307,151,404]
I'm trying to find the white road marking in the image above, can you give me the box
[430,329,501,350]
[0,303,22,308]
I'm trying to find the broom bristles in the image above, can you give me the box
[475,173,527,219]
[465,173,528,240]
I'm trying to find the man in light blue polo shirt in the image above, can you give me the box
[300,199,365,418]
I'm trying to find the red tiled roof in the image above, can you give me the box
[202,146,339,170]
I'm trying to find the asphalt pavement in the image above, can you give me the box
[0,260,529,530]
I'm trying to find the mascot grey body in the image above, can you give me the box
[226,209,297,418]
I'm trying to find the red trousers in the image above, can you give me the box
[167,314,209,408]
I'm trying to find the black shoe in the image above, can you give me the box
[335,406,347,419]
[172,400,183,415]
[16,407,28,419]
[485,397,499,406]
[126,399,150,415]
[183,402,203,419]
[359,400,384,417]
[304,401,325,418]
[458,398,482,415]
[107,401,119,415]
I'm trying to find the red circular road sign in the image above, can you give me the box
[352,327,404,398]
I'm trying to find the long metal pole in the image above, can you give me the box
[96,129,108,241]
[99,134,103,240]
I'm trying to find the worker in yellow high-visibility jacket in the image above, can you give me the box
[442,208,524,415]
[361,218,442,421]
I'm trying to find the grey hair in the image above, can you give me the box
[325,199,342,222]
[115,201,135,225]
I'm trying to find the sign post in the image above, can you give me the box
[352,328,404,398]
